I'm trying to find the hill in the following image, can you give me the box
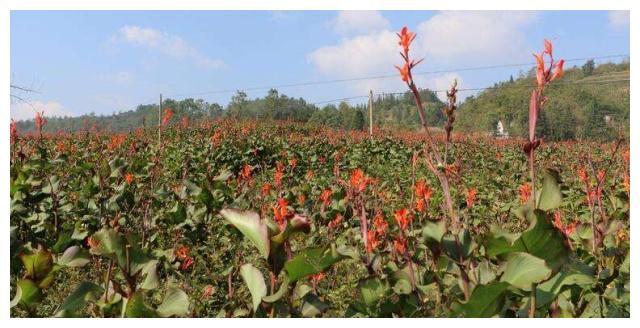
[456,60,630,141]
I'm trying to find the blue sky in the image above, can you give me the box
[10,10,630,120]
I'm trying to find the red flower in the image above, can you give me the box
[180,256,194,271]
[533,52,545,88]
[261,183,272,196]
[175,246,189,260]
[125,173,134,185]
[272,198,289,229]
[161,108,174,126]
[366,230,380,253]
[393,236,406,255]
[10,119,18,143]
[349,169,371,193]
[328,214,343,230]
[544,39,553,56]
[465,188,478,208]
[311,272,325,283]
[395,62,411,82]
[202,285,214,300]
[519,183,531,204]
[35,111,47,134]
[397,26,416,55]
[274,161,285,188]
[394,208,411,231]
[551,59,565,81]
[320,189,332,206]
[373,212,388,236]
[240,164,252,181]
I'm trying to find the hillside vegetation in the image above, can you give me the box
[14,61,628,141]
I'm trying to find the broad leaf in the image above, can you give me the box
[537,169,563,211]
[157,286,190,317]
[54,282,102,317]
[239,263,267,313]
[58,246,90,267]
[458,282,509,317]
[220,209,270,259]
[284,245,348,282]
[500,252,552,290]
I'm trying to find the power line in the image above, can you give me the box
[309,76,630,106]
[166,54,628,99]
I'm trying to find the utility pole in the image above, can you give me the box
[158,93,163,146]
[368,90,374,138]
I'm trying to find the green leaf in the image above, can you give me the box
[358,277,390,307]
[442,229,474,261]
[15,279,41,307]
[300,293,328,317]
[124,292,158,318]
[239,263,267,313]
[458,282,509,317]
[536,260,595,308]
[53,282,102,317]
[422,219,446,242]
[89,228,126,268]
[157,286,190,317]
[58,246,90,267]
[537,169,563,211]
[284,245,348,282]
[220,209,270,259]
[512,210,570,272]
[500,252,552,290]
[20,248,53,281]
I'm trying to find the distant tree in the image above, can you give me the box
[582,59,595,76]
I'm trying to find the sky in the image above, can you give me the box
[9,10,630,120]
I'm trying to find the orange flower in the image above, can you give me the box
[175,246,189,260]
[272,198,289,229]
[373,212,388,236]
[161,108,174,126]
[397,26,416,55]
[519,183,531,203]
[465,188,478,208]
[125,173,134,185]
[87,236,100,251]
[393,208,411,231]
[395,62,411,83]
[311,272,325,283]
[366,230,380,253]
[35,111,47,132]
[543,39,553,56]
[349,169,371,193]
[298,193,306,205]
[328,214,343,230]
[202,285,214,300]
[551,59,565,81]
[533,52,545,87]
[261,183,272,196]
[10,119,18,143]
[240,164,252,181]
[578,168,589,184]
[393,236,406,255]
[320,189,332,206]
[274,161,285,188]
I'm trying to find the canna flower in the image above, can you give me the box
[320,189,332,206]
[349,169,371,193]
[328,214,343,230]
[180,116,189,129]
[393,236,406,255]
[393,208,411,231]
[397,26,416,55]
[274,161,285,188]
[395,62,411,82]
[544,39,553,56]
[373,212,388,236]
[551,59,565,81]
[161,108,174,126]
[466,188,478,208]
[366,230,379,253]
[519,183,532,203]
[10,119,18,143]
[87,236,100,251]
[578,168,589,184]
[533,52,546,88]
[125,173,134,185]
[35,111,47,134]
[201,285,214,300]
[240,164,252,181]
[261,182,272,196]
[272,198,289,229]
[311,272,325,283]
[298,193,306,205]
[175,246,189,260]
[180,256,194,271]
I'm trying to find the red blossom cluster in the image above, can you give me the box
[175,246,194,271]
[161,108,174,126]
[414,179,433,212]
[465,188,478,209]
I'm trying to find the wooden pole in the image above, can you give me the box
[158,94,162,146]
[368,90,374,138]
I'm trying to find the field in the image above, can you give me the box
[9,119,630,317]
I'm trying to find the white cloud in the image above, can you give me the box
[11,101,74,121]
[331,11,390,35]
[415,11,537,64]
[608,11,630,28]
[308,11,536,95]
[112,25,225,70]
